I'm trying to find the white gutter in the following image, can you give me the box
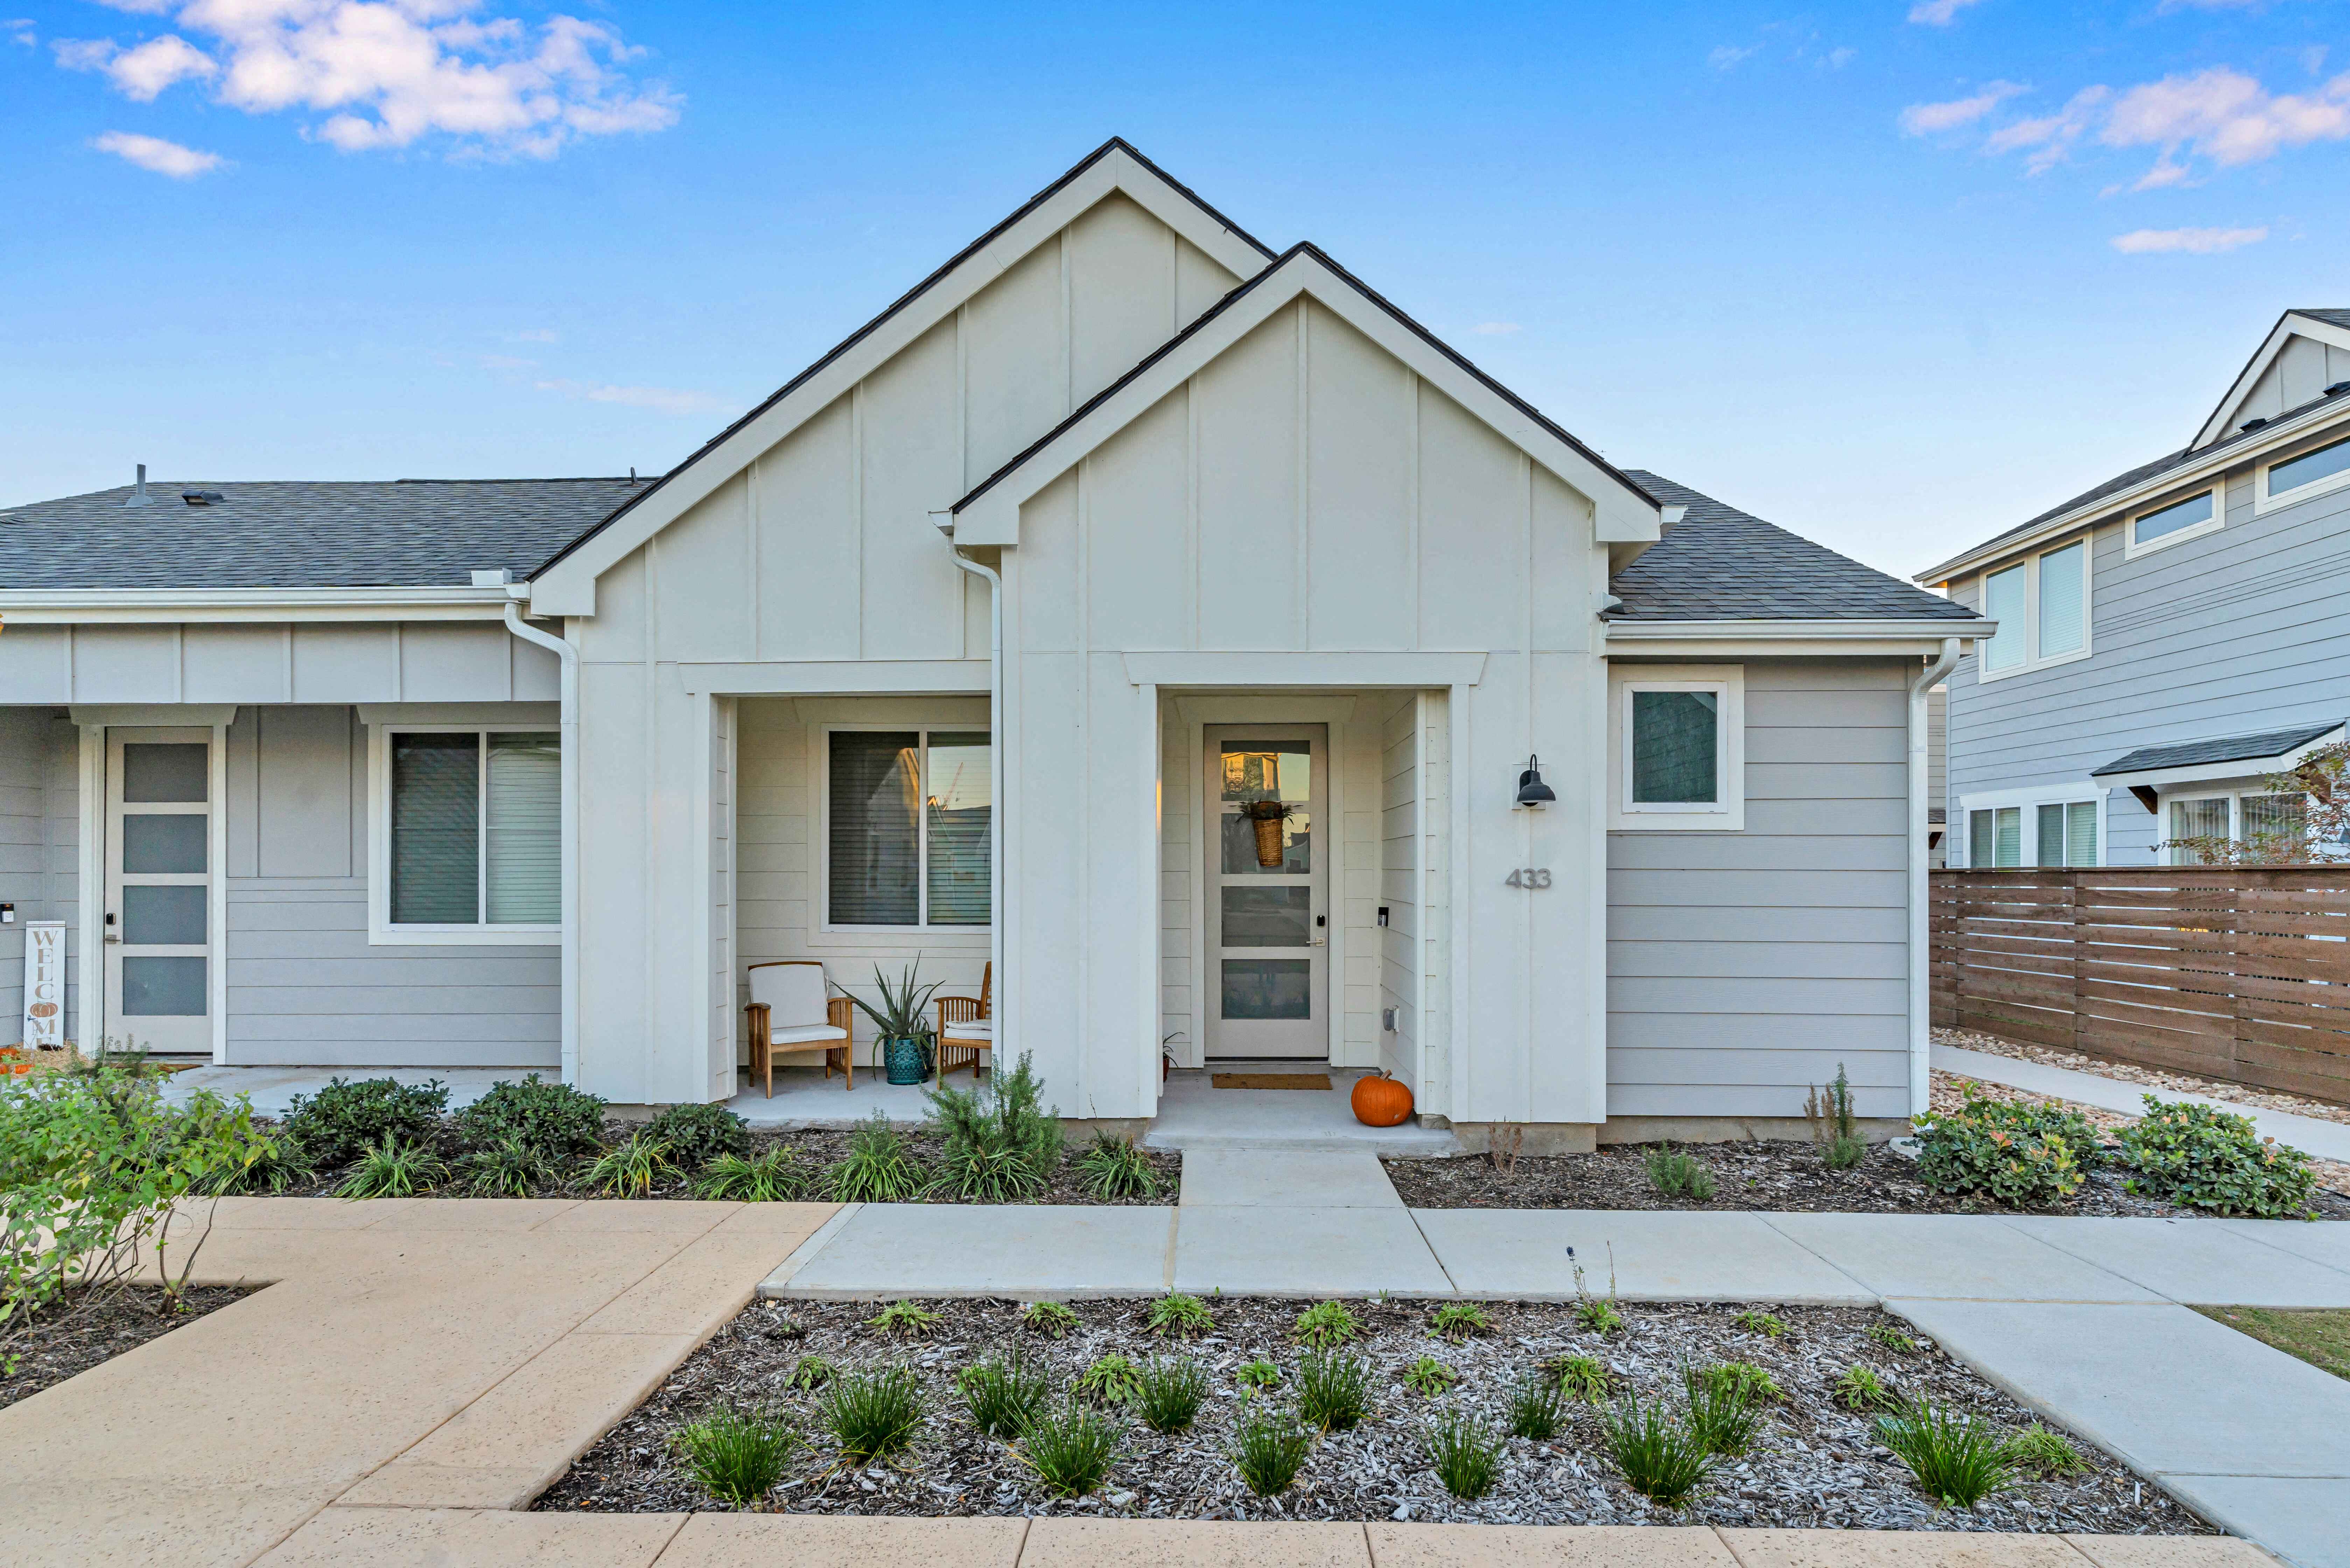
[0,585,518,623]
[1907,637,1962,1119]
[503,596,582,1088]
[1605,617,1992,642]
[932,514,1006,1068]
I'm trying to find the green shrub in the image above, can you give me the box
[198,1127,316,1195]
[1019,1299,1078,1338]
[1808,1065,1869,1170]
[1914,1092,2084,1206]
[865,1299,943,1337]
[674,1404,797,1505]
[1134,1356,1208,1433]
[1074,1352,1143,1405]
[828,1112,926,1202]
[1291,1300,1361,1348]
[1875,1399,2015,1507]
[451,1075,605,1162]
[1688,1360,1782,1404]
[1576,1297,1625,1335]
[825,1367,925,1463]
[338,1135,446,1198]
[284,1076,448,1168]
[585,1131,673,1197]
[1425,1410,1504,1499]
[1506,1375,1566,1439]
[691,1146,808,1202]
[1235,1357,1282,1393]
[924,1052,1062,1202]
[1228,1403,1312,1496]
[1146,1293,1213,1338]
[1428,1301,1493,1341]
[2112,1097,2317,1218]
[786,1354,834,1391]
[1733,1309,1788,1339]
[2004,1421,2089,1477]
[643,1102,751,1170]
[1296,1350,1374,1430]
[1015,1399,1122,1496]
[453,1133,557,1198]
[1400,1354,1459,1396]
[1602,1395,1715,1506]
[1075,1134,1159,1199]
[1833,1364,1900,1412]
[959,1352,1050,1438]
[1645,1144,1717,1201]
[1547,1353,1611,1403]
[1682,1366,1765,1457]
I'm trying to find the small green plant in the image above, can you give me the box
[201,1128,317,1195]
[1014,1399,1122,1497]
[453,1133,557,1198]
[1867,1320,1920,1356]
[1074,1352,1144,1405]
[1733,1309,1788,1339]
[1228,1403,1313,1496]
[1546,1353,1612,1403]
[1914,1090,2093,1206]
[786,1354,835,1391]
[838,962,945,1069]
[1235,1358,1283,1394]
[959,1353,1051,1438]
[1689,1360,1783,1404]
[1807,1065,1869,1170]
[585,1130,674,1197]
[1682,1366,1766,1457]
[1133,1356,1209,1433]
[1425,1410,1504,1499]
[451,1074,606,1163]
[1602,1395,1716,1506]
[337,1135,446,1199]
[827,1111,927,1203]
[691,1146,808,1202]
[1400,1355,1459,1396]
[1570,1246,1624,1334]
[1875,1399,2016,1508]
[643,1102,752,1169]
[1146,1293,1214,1338]
[1428,1301,1493,1341]
[2003,1421,2089,1477]
[673,1404,798,1506]
[865,1299,944,1337]
[1506,1375,1566,1439]
[1075,1133,1160,1199]
[1834,1364,1901,1412]
[924,1052,1062,1202]
[1296,1350,1374,1430]
[2112,1097,2317,1218]
[285,1075,450,1168]
[1019,1300,1079,1338]
[1645,1143,1717,1201]
[824,1367,925,1464]
[1292,1299,1361,1348]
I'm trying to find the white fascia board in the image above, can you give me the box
[953,251,1660,547]
[1120,650,1488,687]
[0,587,515,624]
[1606,617,1986,649]
[2195,313,2350,450]
[529,150,1274,617]
[2093,726,2347,793]
[1915,397,2350,586]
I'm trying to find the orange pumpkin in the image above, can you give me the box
[1351,1070,1414,1127]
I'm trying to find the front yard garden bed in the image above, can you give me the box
[1,1285,254,1409]
[535,1294,2209,1533]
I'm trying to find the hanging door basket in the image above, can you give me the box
[1239,800,1293,868]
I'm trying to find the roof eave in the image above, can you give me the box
[0,586,519,624]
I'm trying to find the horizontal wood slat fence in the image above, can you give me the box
[1930,867,2350,1107]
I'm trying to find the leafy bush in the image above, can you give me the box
[1682,1366,1765,1457]
[1547,1353,1612,1403]
[1875,1399,2015,1507]
[643,1102,751,1170]
[825,1367,925,1463]
[1228,1403,1312,1496]
[865,1299,943,1337]
[959,1352,1050,1438]
[1645,1144,1717,1201]
[674,1404,797,1505]
[283,1076,448,1168]
[1134,1356,1208,1433]
[1506,1375,1566,1439]
[338,1135,446,1198]
[1016,1399,1122,1496]
[2004,1421,2089,1477]
[1400,1355,1459,1396]
[453,1133,557,1198]
[1428,1301,1493,1341]
[828,1112,926,1202]
[1235,1358,1282,1394]
[198,1127,316,1195]
[1913,1092,2084,1206]
[1291,1300,1361,1348]
[1734,1309,1788,1339]
[924,1052,1062,1202]
[1146,1293,1213,1338]
[1425,1410,1504,1499]
[1834,1364,1900,1412]
[786,1354,834,1391]
[1602,1395,1715,1506]
[1019,1300,1078,1338]
[691,1146,808,1202]
[1296,1350,1374,1430]
[1074,1352,1143,1405]
[2112,1097,2317,1218]
[450,1075,605,1162]
[585,1131,673,1197]
[1075,1134,1159,1199]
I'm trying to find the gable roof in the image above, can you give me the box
[949,241,1661,544]
[526,139,1275,613]
[0,478,642,591]
[2193,306,2350,449]
[1609,473,1978,623]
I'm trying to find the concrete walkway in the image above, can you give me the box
[1933,1044,2350,1165]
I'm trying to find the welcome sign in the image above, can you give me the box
[22,920,64,1049]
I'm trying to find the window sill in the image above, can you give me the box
[1977,644,2092,684]
[369,924,561,947]
[2123,517,2222,560]
[1608,807,1745,833]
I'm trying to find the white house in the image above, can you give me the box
[0,141,1983,1143]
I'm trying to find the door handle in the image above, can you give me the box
[1307,938,1326,947]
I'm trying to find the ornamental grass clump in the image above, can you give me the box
[1602,1395,1716,1506]
[1681,1365,1766,1457]
[865,1299,944,1337]
[2112,1097,2317,1218]
[1075,1133,1159,1199]
[1506,1375,1566,1439]
[1734,1309,1788,1339]
[200,1128,317,1195]
[1875,1399,2016,1508]
[338,1135,446,1199]
[691,1146,809,1202]
[1296,1350,1374,1430]
[643,1102,751,1170]
[1291,1300,1361,1348]
[828,1112,926,1203]
[1074,1352,1144,1406]
[1132,1355,1208,1434]
[1915,1090,2098,1206]
[1426,1410,1504,1499]
[673,1404,798,1506]
[2004,1421,2089,1477]
[453,1133,557,1198]
[1019,1300,1078,1338]
[451,1075,606,1163]
[586,1130,673,1197]
[1400,1355,1459,1396]
[1427,1301,1493,1341]
[1689,1360,1783,1405]
[1547,1352,1612,1403]
[959,1353,1051,1439]
[1015,1399,1122,1496]
[925,1053,1062,1202]
[825,1367,925,1464]
[1834,1364,1901,1412]
[1229,1404,1313,1497]
[1645,1144,1717,1201]
[1146,1292,1214,1338]
[285,1076,449,1169]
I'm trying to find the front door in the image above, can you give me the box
[1203,726,1327,1060]
[104,729,213,1056]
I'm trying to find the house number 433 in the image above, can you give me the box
[1504,868,1552,889]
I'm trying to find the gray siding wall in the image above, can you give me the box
[1606,660,1910,1121]
[0,711,79,1044]
[1945,414,2350,866]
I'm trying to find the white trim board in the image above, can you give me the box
[2195,310,2350,450]
[1120,652,1487,688]
[2,587,515,624]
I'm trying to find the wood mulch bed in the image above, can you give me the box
[536,1295,2209,1533]
[1,1286,254,1409]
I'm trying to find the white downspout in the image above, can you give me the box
[504,596,581,1087]
[1907,637,1962,1119]
[933,514,1005,1065]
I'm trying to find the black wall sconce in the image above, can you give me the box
[1515,755,1555,809]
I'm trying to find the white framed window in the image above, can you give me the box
[2124,485,2221,558]
[1977,536,2091,681]
[2162,789,2313,865]
[1958,786,2100,868]
[2255,428,2350,513]
[1607,665,1744,831]
[820,725,993,931]
[369,727,560,945]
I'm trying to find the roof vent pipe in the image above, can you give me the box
[125,463,155,508]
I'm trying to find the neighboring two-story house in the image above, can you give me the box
[1922,309,2350,868]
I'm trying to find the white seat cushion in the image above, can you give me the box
[748,963,829,1029]
[941,1020,993,1041]
[768,1023,849,1047]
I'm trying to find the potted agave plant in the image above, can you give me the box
[839,963,944,1086]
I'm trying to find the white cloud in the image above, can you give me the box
[1898,81,2027,136]
[1980,85,2110,173]
[1471,322,1520,336]
[2110,225,2268,254]
[7,18,34,46]
[92,129,224,176]
[1908,0,1986,24]
[534,378,716,415]
[52,2,680,159]
[1824,47,1856,70]
[1707,43,1758,71]
[2100,66,2350,168]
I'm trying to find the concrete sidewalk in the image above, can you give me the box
[1933,1044,2350,1165]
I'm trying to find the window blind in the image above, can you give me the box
[1982,566,2026,671]
[485,733,560,925]
[830,731,920,925]
[391,734,480,924]
[2038,541,2085,656]
[924,733,991,925]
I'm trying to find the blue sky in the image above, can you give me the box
[3,1,2344,579]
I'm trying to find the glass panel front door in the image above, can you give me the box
[106,730,213,1055]
[1204,726,1327,1060]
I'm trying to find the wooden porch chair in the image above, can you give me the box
[745,960,855,1097]
[934,962,992,1080]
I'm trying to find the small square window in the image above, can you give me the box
[1630,690,1718,804]
[1611,668,1742,830]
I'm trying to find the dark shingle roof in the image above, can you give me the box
[0,478,646,590]
[2092,722,2343,778]
[1609,472,1980,623]
[2301,308,2350,331]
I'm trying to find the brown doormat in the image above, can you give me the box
[1212,1073,1332,1090]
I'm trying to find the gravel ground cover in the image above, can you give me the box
[1936,1028,2350,1126]
[1,1286,253,1409]
[536,1295,2209,1533]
